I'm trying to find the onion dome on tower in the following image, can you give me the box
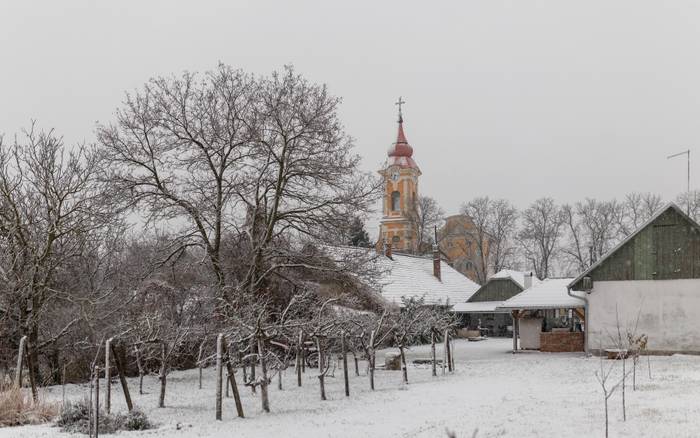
[386,103,420,170]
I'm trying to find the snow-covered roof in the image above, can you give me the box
[452,301,510,313]
[376,252,480,307]
[497,278,582,310]
[491,269,540,289]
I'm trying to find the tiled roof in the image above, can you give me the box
[497,278,581,310]
[375,252,480,307]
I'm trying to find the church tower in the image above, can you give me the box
[377,98,421,253]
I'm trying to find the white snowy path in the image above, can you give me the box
[4,338,700,438]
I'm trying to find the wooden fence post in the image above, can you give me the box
[369,330,376,390]
[296,330,303,387]
[341,331,349,397]
[105,338,112,413]
[223,342,245,418]
[431,330,437,377]
[198,340,205,390]
[111,342,133,412]
[14,336,27,388]
[442,330,448,375]
[93,365,100,438]
[215,334,223,421]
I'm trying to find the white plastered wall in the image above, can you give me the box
[587,279,700,352]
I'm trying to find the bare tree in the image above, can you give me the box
[518,198,565,280]
[617,192,663,236]
[0,124,118,390]
[410,196,444,254]
[562,199,621,274]
[460,197,492,284]
[488,199,519,273]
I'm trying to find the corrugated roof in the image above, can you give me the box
[497,278,582,310]
[452,301,509,313]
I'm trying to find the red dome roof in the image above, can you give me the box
[386,118,419,169]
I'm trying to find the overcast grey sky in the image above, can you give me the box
[2,1,700,229]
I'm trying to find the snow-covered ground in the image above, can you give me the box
[4,338,700,438]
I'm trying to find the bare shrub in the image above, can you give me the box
[0,377,58,427]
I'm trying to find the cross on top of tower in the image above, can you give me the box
[395,96,405,123]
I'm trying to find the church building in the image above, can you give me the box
[376,98,421,253]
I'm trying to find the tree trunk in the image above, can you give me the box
[354,353,359,377]
[158,343,167,408]
[111,343,133,412]
[431,331,437,377]
[257,336,270,413]
[450,338,456,371]
[25,342,38,402]
[399,344,408,384]
[133,346,145,395]
[215,334,223,420]
[250,338,257,394]
[341,331,349,397]
[604,394,609,438]
[442,331,448,375]
[317,337,326,401]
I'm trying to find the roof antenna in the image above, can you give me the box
[667,149,691,215]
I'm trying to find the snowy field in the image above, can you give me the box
[3,338,700,438]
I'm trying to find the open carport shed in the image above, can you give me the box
[497,279,585,353]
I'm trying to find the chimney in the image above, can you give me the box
[384,240,393,259]
[524,272,533,290]
[432,244,441,281]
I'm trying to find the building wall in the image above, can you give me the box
[439,214,490,283]
[377,167,420,253]
[588,279,700,352]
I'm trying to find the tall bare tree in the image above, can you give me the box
[488,199,519,273]
[562,199,622,274]
[97,64,258,301]
[518,198,565,280]
[617,192,663,237]
[0,124,118,387]
[410,195,444,254]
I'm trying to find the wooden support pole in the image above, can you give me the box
[296,330,303,387]
[442,330,448,375]
[512,311,519,354]
[197,340,205,390]
[341,331,349,397]
[223,343,245,418]
[105,338,112,413]
[215,334,223,421]
[369,330,376,390]
[93,365,100,438]
[110,343,133,412]
[257,336,270,413]
[431,330,437,377]
[14,336,27,388]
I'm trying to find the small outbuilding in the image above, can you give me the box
[497,278,584,353]
[569,203,700,354]
[452,270,538,336]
